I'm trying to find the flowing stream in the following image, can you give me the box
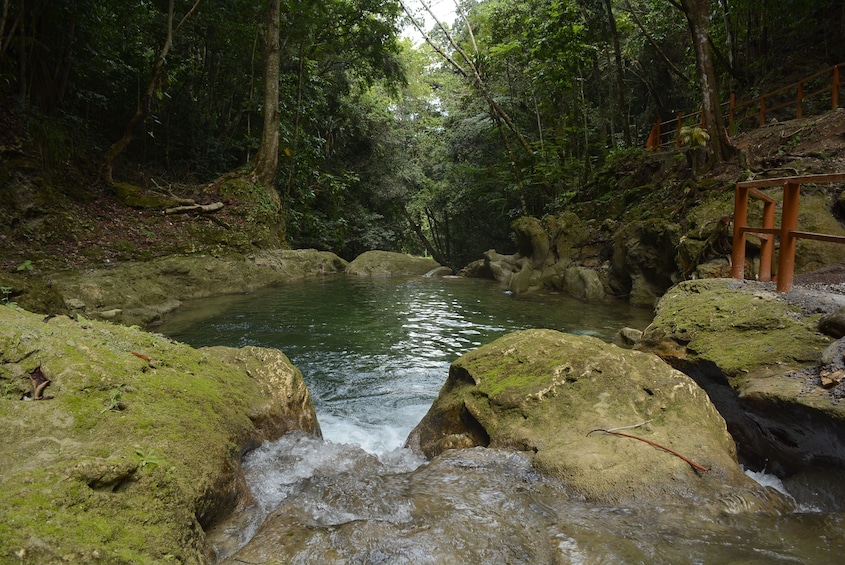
[157,275,844,563]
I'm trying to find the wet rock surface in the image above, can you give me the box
[638,277,845,481]
[406,329,781,508]
[0,306,320,563]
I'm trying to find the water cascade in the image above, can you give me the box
[157,276,844,563]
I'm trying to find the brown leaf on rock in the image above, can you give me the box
[820,369,845,389]
[26,366,52,400]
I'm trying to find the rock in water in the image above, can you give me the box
[407,329,775,507]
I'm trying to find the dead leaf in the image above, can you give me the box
[820,369,845,389]
[27,366,52,400]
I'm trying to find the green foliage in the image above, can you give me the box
[0,286,14,306]
[101,385,126,413]
[134,448,163,468]
[1,0,842,267]
[679,126,710,148]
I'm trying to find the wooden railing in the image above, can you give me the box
[647,63,844,150]
[731,173,845,292]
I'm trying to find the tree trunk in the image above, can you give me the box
[679,0,735,162]
[99,0,201,184]
[402,206,448,267]
[604,0,631,147]
[252,0,281,206]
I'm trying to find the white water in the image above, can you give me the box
[159,277,845,563]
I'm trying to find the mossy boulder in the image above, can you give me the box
[638,278,845,477]
[113,183,183,210]
[31,249,347,326]
[406,329,782,508]
[346,250,441,277]
[0,305,320,563]
[612,219,681,307]
[639,279,830,376]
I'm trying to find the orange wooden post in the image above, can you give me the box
[758,199,776,282]
[797,83,804,118]
[776,181,802,292]
[646,120,660,150]
[833,65,840,110]
[731,184,749,279]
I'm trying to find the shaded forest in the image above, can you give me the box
[1,0,844,270]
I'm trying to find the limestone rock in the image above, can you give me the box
[406,329,767,506]
[346,250,440,277]
[563,265,606,301]
[457,258,493,278]
[613,326,643,348]
[0,305,320,563]
[612,219,681,307]
[820,306,845,338]
[638,278,845,477]
[44,249,347,327]
[204,345,321,441]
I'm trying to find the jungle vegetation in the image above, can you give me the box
[1,0,843,269]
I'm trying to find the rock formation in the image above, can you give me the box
[406,329,787,509]
[346,250,444,277]
[0,305,320,563]
[637,278,845,493]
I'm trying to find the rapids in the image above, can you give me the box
[157,275,845,563]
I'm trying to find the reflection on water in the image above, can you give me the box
[158,275,653,452]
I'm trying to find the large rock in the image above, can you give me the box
[406,329,777,507]
[346,250,442,277]
[637,278,845,479]
[0,305,320,563]
[13,249,348,327]
[612,219,681,307]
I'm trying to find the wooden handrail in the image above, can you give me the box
[647,63,845,150]
[731,173,845,292]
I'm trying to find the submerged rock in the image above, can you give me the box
[0,305,320,563]
[406,329,781,508]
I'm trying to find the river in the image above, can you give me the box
[157,274,844,563]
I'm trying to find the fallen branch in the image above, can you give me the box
[587,428,711,472]
[150,177,196,205]
[164,202,223,215]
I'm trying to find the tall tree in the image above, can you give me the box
[603,0,631,147]
[252,0,281,198]
[675,0,734,161]
[99,0,201,184]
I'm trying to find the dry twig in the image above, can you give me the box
[587,426,711,473]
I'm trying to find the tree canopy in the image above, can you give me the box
[1,0,842,268]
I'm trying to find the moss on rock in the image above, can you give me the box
[406,329,781,508]
[0,305,319,563]
[640,279,831,378]
[346,250,441,277]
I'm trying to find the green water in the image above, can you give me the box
[158,275,654,452]
[161,275,845,564]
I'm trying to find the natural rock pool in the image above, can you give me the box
[157,275,845,563]
[157,275,654,452]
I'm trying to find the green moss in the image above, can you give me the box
[647,279,831,376]
[0,304,297,563]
